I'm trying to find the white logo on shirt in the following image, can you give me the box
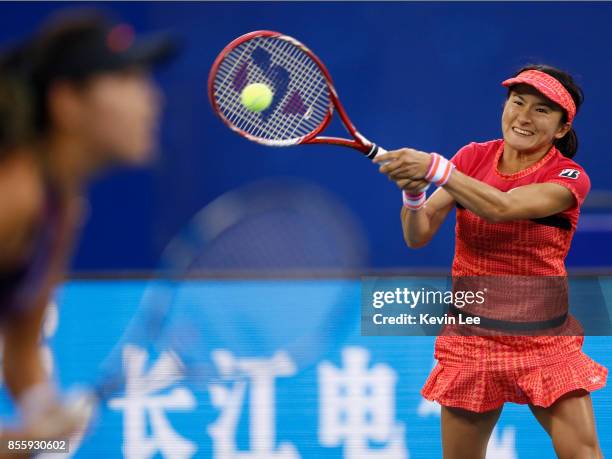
[559,169,580,179]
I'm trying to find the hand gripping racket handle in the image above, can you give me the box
[368,144,431,194]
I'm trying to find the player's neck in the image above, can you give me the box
[500,143,552,174]
[43,134,98,194]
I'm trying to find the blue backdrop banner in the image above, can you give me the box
[0,279,608,458]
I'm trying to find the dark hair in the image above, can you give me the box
[0,13,106,152]
[26,12,112,133]
[0,46,34,156]
[16,10,175,134]
[508,64,584,159]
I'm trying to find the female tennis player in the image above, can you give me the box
[375,65,606,458]
[0,11,175,447]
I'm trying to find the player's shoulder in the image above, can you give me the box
[544,148,589,182]
[540,148,590,210]
[0,152,45,224]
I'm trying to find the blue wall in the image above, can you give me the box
[1,2,611,270]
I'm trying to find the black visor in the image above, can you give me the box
[29,15,179,82]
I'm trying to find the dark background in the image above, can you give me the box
[2,2,611,271]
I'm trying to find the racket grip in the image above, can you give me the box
[367,144,388,160]
[374,146,388,157]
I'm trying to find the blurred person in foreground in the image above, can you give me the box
[0,10,176,449]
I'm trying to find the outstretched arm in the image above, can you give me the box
[375,148,577,227]
[442,171,575,222]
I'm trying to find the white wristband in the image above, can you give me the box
[403,190,426,210]
[424,153,455,186]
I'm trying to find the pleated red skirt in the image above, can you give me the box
[421,334,608,413]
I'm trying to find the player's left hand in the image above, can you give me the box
[374,148,432,180]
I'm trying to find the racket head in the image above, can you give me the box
[208,30,337,147]
[96,179,368,396]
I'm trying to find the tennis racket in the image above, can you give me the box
[208,30,388,159]
[78,179,365,420]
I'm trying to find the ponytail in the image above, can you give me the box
[554,127,578,159]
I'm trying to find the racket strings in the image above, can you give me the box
[243,41,313,141]
[255,39,328,141]
[275,43,330,141]
[215,38,310,138]
[217,37,327,142]
[213,35,331,144]
[226,40,303,141]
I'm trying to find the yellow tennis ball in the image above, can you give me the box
[240,83,273,112]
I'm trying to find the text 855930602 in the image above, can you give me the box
[1,439,69,453]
